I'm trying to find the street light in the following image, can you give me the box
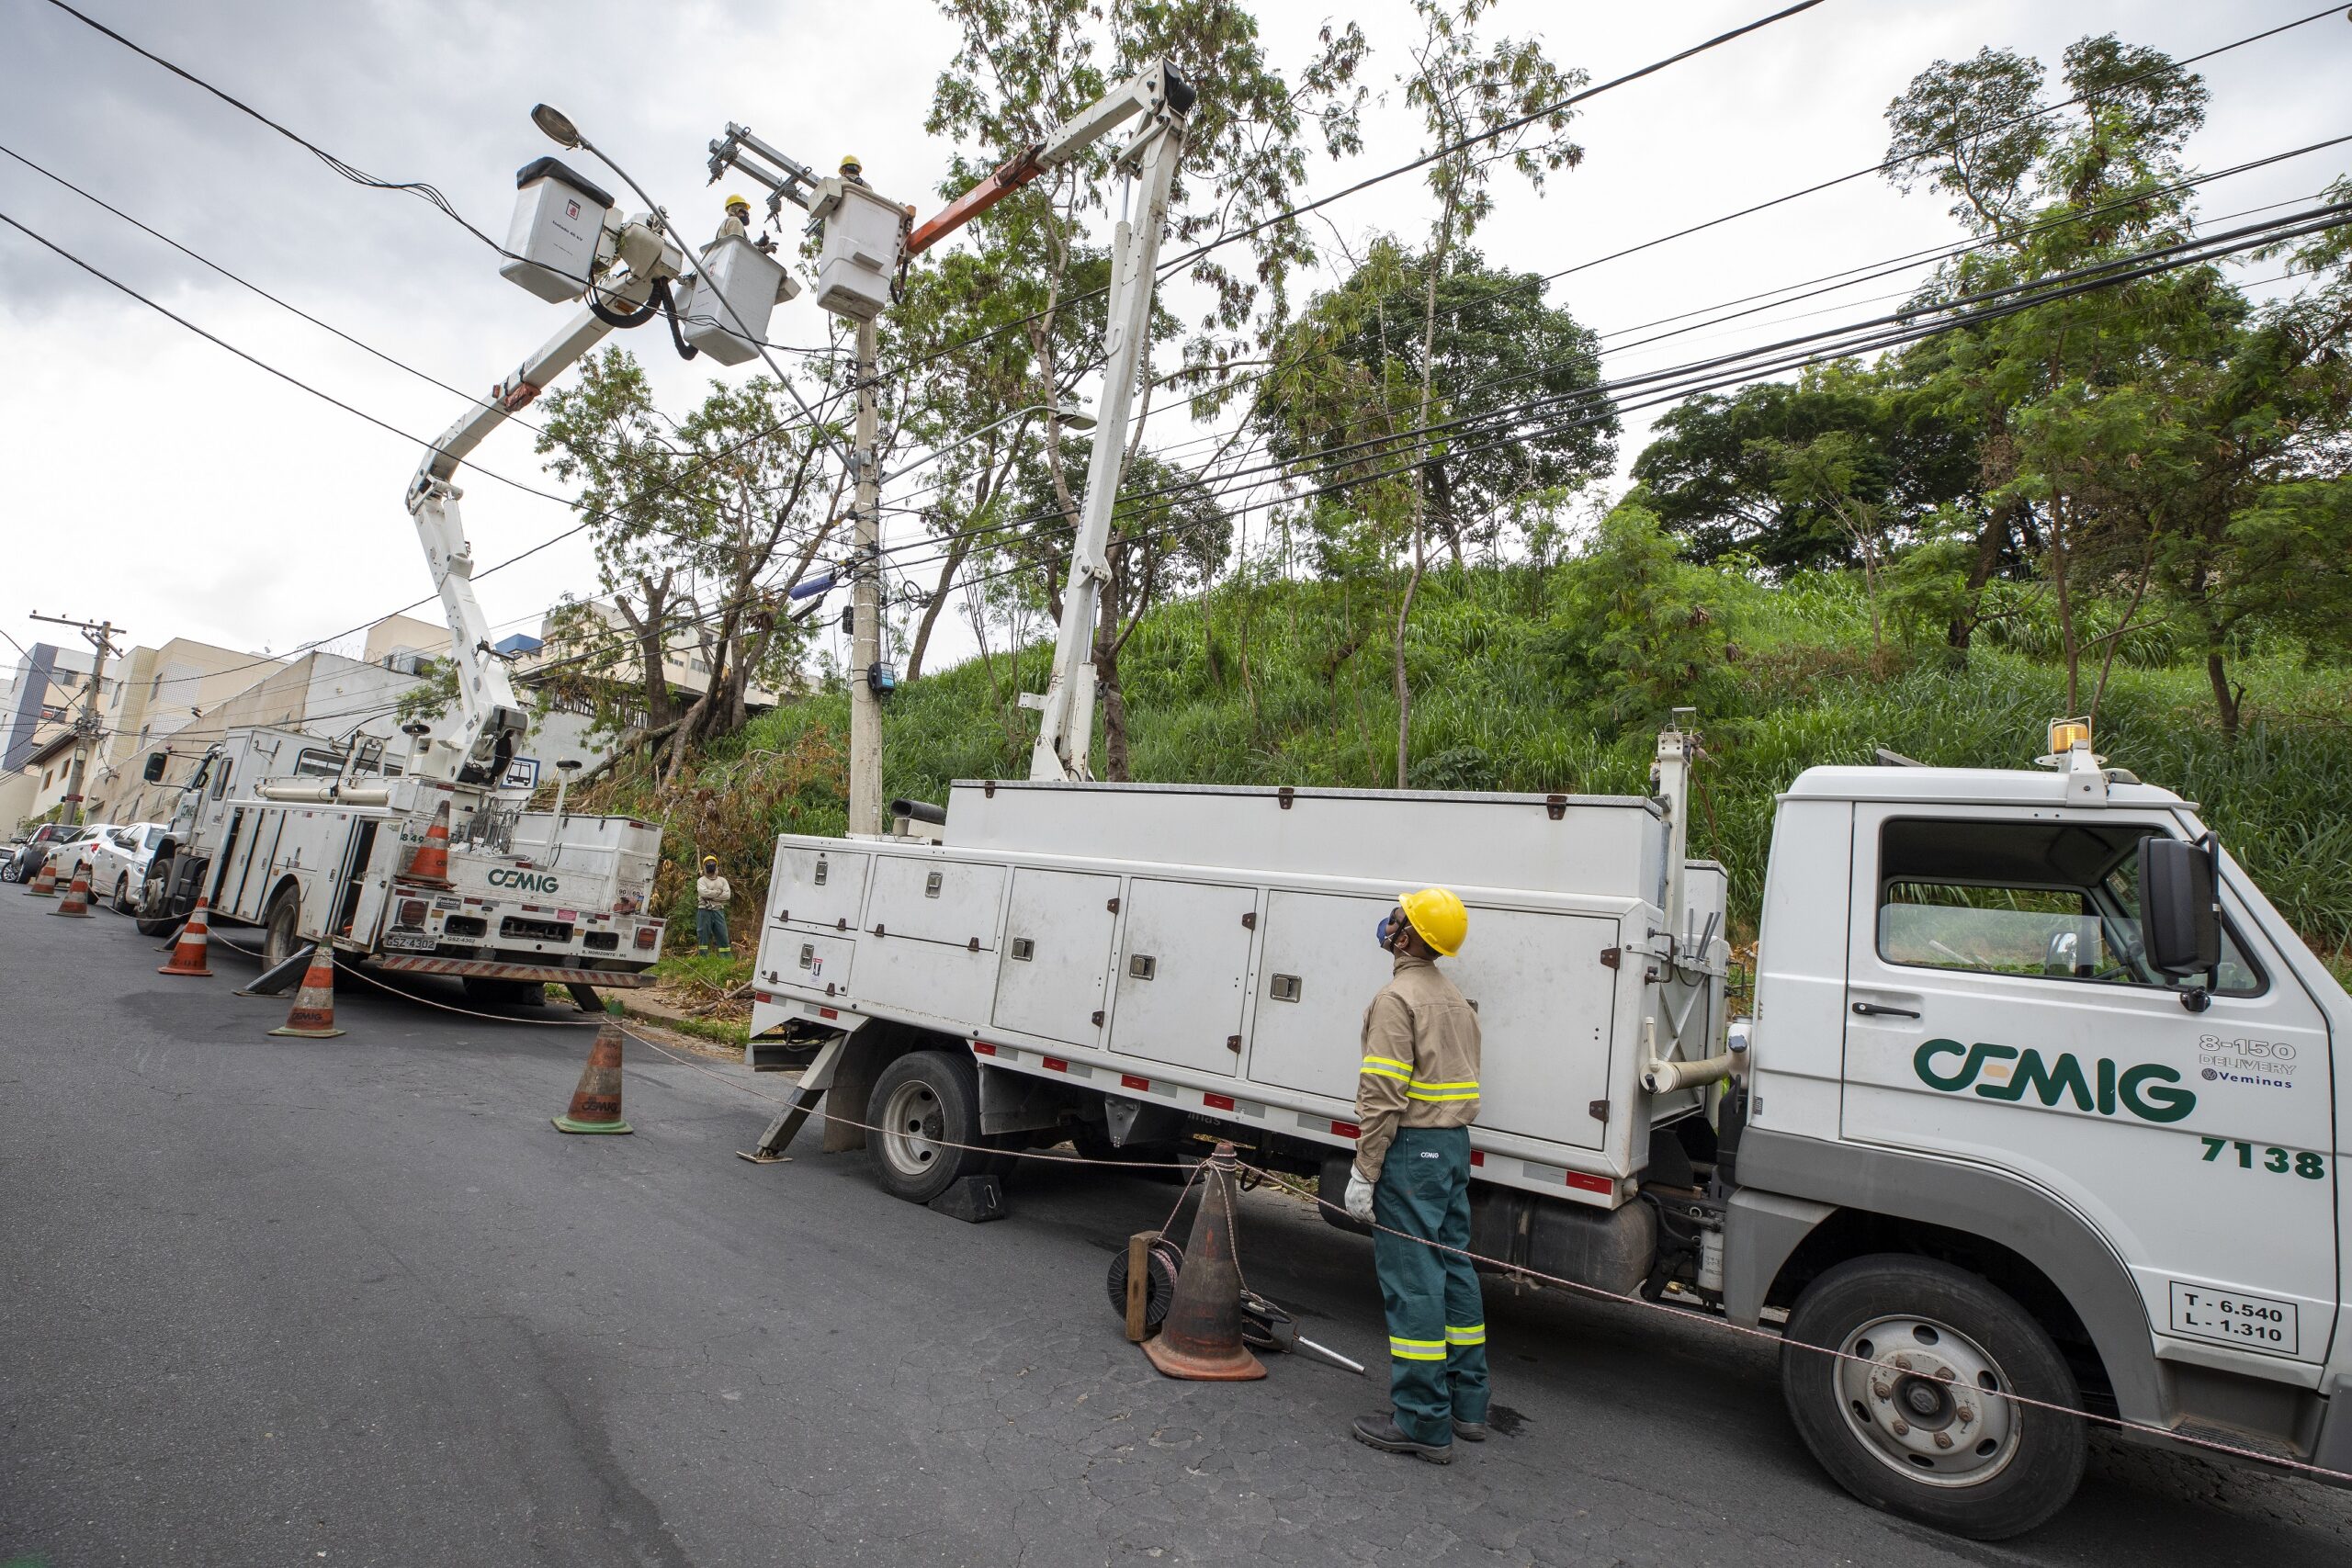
[883,402,1095,485]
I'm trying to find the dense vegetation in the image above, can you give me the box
[578,546,2352,981]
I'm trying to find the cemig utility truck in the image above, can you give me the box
[136,723,662,1003]
[133,147,802,1001]
[748,722,2351,1538]
[733,57,2347,1540]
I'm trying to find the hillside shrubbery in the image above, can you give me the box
[578,548,2352,976]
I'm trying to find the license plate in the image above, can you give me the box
[382,932,438,952]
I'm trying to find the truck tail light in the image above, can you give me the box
[396,898,428,929]
[634,926,659,950]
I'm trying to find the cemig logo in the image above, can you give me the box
[486,867,560,894]
[1914,1039,2196,1123]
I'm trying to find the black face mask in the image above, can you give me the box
[1376,908,1407,952]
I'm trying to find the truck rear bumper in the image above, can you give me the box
[375,955,648,987]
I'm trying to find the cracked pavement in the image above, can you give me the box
[6,894,2350,1565]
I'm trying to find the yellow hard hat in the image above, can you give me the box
[724,192,751,211]
[839,153,863,175]
[1397,886,1468,956]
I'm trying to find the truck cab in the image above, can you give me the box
[1729,752,2347,1532]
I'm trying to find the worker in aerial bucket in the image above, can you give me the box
[715,193,752,243]
[1345,886,1488,1463]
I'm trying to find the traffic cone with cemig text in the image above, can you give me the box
[51,863,96,918]
[1141,1142,1267,1381]
[268,948,345,1038]
[25,856,59,897]
[404,799,454,887]
[158,896,215,976]
[553,1018,633,1134]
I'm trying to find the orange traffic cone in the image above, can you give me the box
[553,1018,633,1134]
[158,896,215,976]
[268,948,345,1038]
[404,799,453,886]
[25,856,59,897]
[51,863,96,918]
[1141,1143,1266,1381]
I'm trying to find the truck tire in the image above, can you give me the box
[865,1049,994,1204]
[134,857,178,936]
[261,886,302,972]
[1780,1255,2085,1540]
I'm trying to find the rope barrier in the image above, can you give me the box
[192,926,2352,1487]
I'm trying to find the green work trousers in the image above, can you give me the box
[1373,1125,1488,1447]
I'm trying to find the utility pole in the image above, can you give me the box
[29,611,119,827]
[846,314,884,837]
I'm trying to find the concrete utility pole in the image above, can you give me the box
[29,611,119,827]
[846,314,884,838]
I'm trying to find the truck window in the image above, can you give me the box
[294,748,345,777]
[209,759,232,800]
[1876,818,2262,996]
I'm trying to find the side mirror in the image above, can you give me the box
[2043,928,2080,976]
[142,752,167,783]
[2140,835,2220,977]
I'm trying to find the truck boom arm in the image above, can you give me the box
[401,218,682,785]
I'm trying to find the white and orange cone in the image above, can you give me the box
[25,856,59,897]
[404,799,454,887]
[158,896,215,977]
[268,948,345,1038]
[51,863,96,918]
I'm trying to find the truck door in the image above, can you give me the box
[1839,807,2336,1371]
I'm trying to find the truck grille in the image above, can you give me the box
[500,916,574,943]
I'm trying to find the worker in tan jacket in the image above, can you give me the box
[1346,886,1487,1464]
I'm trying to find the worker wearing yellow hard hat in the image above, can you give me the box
[716,193,752,243]
[1348,886,1487,1463]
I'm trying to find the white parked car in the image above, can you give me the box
[83,821,164,913]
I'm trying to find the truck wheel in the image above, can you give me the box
[262,887,302,972]
[1781,1255,2085,1540]
[133,859,179,936]
[865,1049,993,1204]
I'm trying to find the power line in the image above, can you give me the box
[35,0,510,256]
[877,203,2352,582]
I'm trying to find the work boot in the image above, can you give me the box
[1452,1417,1489,1442]
[1351,1413,1453,1464]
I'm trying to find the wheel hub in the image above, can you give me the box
[1835,1316,2017,1487]
[877,1080,944,1179]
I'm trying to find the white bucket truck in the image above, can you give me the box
[136,724,662,1003]
[745,723,2348,1537]
[134,127,809,1003]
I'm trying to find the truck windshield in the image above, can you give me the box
[1876,818,2262,996]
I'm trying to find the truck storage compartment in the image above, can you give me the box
[769,845,869,930]
[991,868,1119,1045]
[1109,878,1258,1077]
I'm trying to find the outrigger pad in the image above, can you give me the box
[927,1175,1006,1224]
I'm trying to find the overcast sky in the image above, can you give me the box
[3,0,2346,687]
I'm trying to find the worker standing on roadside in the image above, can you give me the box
[1345,886,1487,1464]
[695,855,733,956]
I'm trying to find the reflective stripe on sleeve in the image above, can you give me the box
[1405,1078,1479,1102]
[1360,1058,1411,1082]
[1389,1337,1447,1361]
[1445,1323,1487,1347]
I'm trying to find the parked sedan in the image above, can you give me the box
[6,822,97,885]
[85,821,170,914]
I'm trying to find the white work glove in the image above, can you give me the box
[1344,1168,1377,1224]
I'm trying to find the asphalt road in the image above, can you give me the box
[5,891,2350,1568]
